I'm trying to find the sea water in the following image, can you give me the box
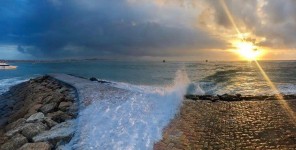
[1,60,296,96]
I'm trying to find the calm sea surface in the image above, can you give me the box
[1,60,296,96]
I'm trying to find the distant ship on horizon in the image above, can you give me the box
[0,62,17,69]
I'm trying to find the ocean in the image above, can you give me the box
[1,60,296,96]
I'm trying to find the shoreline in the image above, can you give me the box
[0,76,79,150]
[1,75,296,149]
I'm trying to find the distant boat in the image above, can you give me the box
[0,63,17,69]
[163,60,166,63]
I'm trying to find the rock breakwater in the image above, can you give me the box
[185,94,296,102]
[0,76,78,150]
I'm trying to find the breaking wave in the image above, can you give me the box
[67,69,190,150]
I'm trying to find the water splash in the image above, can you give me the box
[67,69,190,150]
[186,82,205,95]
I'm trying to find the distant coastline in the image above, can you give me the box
[1,58,296,63]
[0,58,110,63]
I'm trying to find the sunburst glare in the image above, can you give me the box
[235,41,263,60]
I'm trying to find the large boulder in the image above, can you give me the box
[26,112,45,123]
[5,121,33,137]
[21,122,48,139]
[40,103,57,114]
[57,87,68,94]
[47,111,73,123]
[33,85,46,92]
[5,118,26,131]
[18,142,51,150]
[24,103,43,118]
[58,102,73,111]
[33,94,48,104]
[43,93,64,104]
[42,96,53,104]
[0,129,8,145]
[0,133,28,150]
[7,108,28,123]
[89,77,98,81]
[32,120,75,144]
[43,117,58,128]
[29,104,43,113]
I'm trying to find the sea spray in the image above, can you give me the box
[66,69,190,150]
[186,82,205,95]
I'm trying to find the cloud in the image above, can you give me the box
[0,0,226,59]
[196,0,296,49]
[0,0,295,60]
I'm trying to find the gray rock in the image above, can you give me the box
[41,82,47,86]
[32,120,75,144]
[40,103,57,114]
[24,111,37,119]
[29,104,43,113]
[34,85,45,92]
[18,142,51,150]
[43,117,58,128]
[57,87,68,93]
[44,93,64,104]
[64,95,74,102]
[0,135,8,145]
[0,133,28,150]
[26,112,45,123]
[7,108,28,124]
[5,118,26,131]
[21,122,48,139]
[68,103,78,117]
[34,94,48,104]
[47,110,73,123]
[42,96,53,104]
[58,102,73,111]
[5,122,33,137]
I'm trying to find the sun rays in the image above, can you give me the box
[219,0,296,125]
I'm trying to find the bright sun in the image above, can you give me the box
[235,41,262,60]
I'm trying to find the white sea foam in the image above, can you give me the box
[277,84,296,95]
[67,69,190,150]
[0,78,28,94]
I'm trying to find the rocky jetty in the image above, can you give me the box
[0,76,78,150]
[185,94,296,102]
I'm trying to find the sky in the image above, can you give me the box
[0,0,295,60]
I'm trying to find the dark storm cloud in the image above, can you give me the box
[2,0,295,59]
[0,0,226,58]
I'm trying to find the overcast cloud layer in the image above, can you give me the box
[0,0,295,60]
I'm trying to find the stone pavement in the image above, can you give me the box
[48,74,136,149]
[154,99,296,150]
[49,74,129,108]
